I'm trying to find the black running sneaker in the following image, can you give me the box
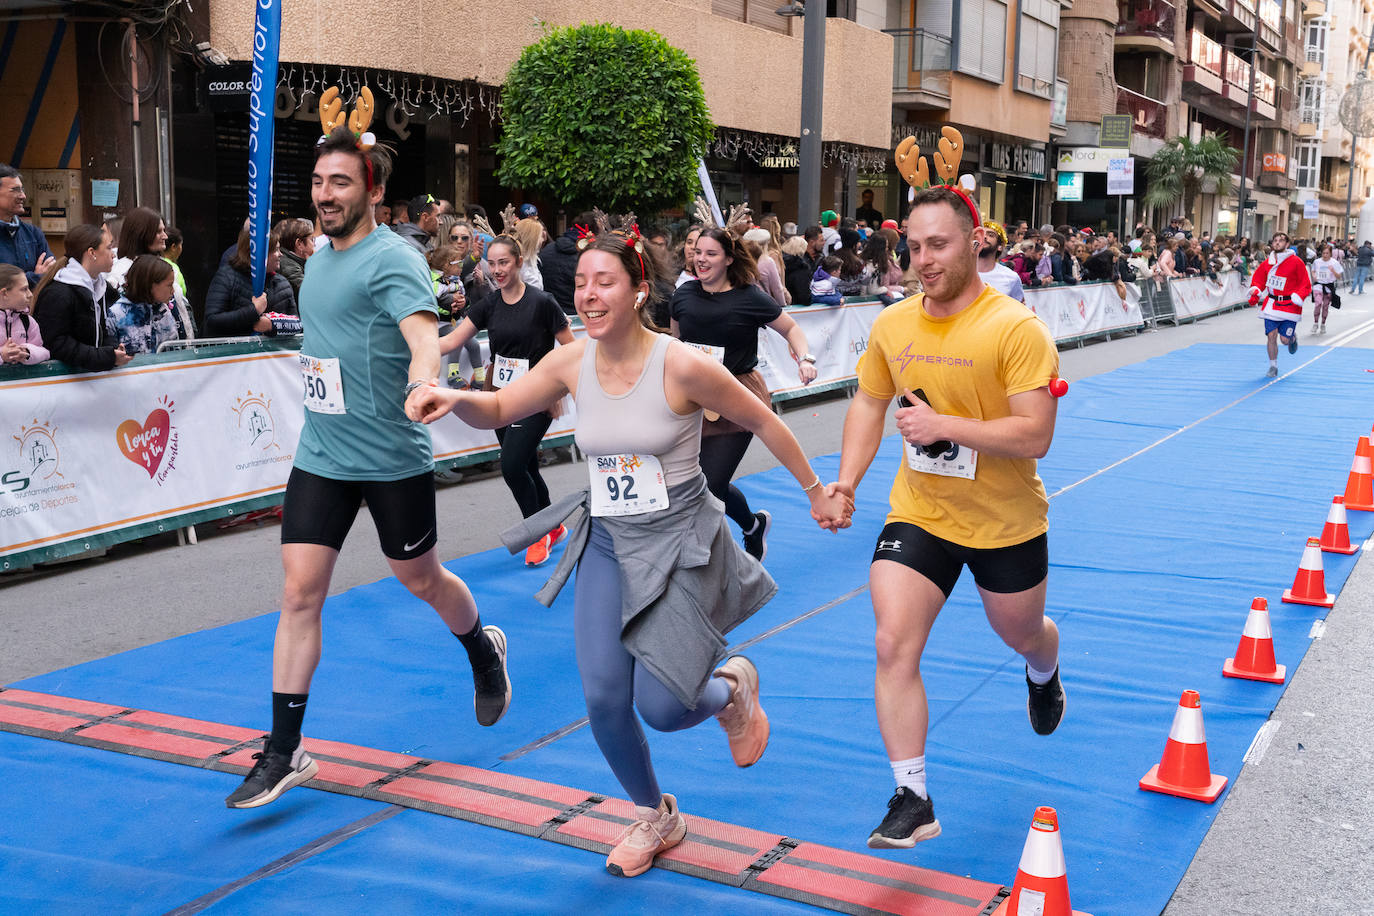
[867,787,941,849]
[473,625,511,726]
[743,510,772,562]
[1026,666,1066,735]
[224,739,318,809]
[1288,333,1299,355]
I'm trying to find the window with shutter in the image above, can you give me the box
[1015,0,1057,96]
[713,0,747,22]
[957,0,1006,81]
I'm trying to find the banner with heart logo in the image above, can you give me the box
[116,409,172,479]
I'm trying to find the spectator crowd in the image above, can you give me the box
[2,160,1368,375]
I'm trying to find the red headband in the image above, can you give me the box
[948,186,981,228]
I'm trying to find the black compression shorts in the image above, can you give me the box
[871,521,1047,598]
[281,467,438,560]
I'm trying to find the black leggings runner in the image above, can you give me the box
[496,411,554,518]
[700,430,756,532]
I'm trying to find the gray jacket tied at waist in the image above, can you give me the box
[502,472,777,708]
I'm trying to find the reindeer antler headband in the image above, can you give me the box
[319,85,379,187]
[894,126,981,228]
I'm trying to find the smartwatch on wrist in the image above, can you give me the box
[801,354,817,364]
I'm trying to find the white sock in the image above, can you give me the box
[1027,659,1058,685]
[890,755,927,798]
[1268,359,1278,368]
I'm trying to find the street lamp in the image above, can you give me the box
[779,0,825,228]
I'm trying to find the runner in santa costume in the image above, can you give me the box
[1247,231,1311,378]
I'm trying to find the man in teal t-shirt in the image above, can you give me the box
[224,126,513,811]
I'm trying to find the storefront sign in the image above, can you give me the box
[762,145,800,169]
[202,65,253,112]
[1107,158,1135,196]
[1100,115,1133,148]
[983,142,1046,180]
[1057,172,1084,202]
[1262,152,1287,173]
[1056,148,1119,173]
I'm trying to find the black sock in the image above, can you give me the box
[270,692,308,754]
[454,618,498,669]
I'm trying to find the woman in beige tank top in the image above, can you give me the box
[410,232,852,879]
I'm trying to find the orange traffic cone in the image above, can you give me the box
[1343,447,1374,511]
[1139,690,1228,803]
[992,807,1092,916]
[1319,496,1360,555]
[1358,435,1373,460]
[1282,537,1336,607]
[1222,598,1286,684]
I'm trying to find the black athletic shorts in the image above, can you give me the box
[871,521,1047,598]
[281,467,438,560]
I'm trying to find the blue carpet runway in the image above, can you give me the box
[3,343,1371,915]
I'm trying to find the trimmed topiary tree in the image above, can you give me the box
[496,23,714,213]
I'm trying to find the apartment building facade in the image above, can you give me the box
[1057,0,1309,239]
[1296,0,1374,240]
[877,0,1068,227]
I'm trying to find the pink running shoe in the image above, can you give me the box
[605,793,687,877]
[714,656,769,767]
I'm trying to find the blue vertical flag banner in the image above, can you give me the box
[247,0,281,297]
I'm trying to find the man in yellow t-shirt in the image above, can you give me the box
[826,187,1064,850]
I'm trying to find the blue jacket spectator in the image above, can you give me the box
[0,164,55,287]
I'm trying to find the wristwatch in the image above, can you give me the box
[801,354,817,364]
[402,380,427,400]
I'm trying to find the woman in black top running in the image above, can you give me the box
[441,235,574,565]
[670,227,817,561]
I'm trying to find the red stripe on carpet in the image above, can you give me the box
[755,842,1002,915]
[382,774,564,827]
[0,688,125,718]
[0,703,90,733]
[120,709,261,743]
[421,759,589,806]
[79,722,231,760]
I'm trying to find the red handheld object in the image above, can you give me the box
[1049,377,1069,398]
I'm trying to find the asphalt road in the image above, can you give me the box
[4,292,1374,914]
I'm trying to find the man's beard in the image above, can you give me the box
[979,245,998,259]
[321,203,366,238]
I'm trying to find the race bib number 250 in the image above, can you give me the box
[299,355,346,415]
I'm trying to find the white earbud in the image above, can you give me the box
[635,292,646,306]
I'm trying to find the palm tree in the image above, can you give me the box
[1142,132,1241,226]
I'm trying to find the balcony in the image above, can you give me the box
[1117,0,1176,50]
[885,28,952,110]
[1117,85,1168,139]
[1303,0,1325,15]
[1258,0,1281,48]
[1184,30,1225,95]
[1227,0,1256,30]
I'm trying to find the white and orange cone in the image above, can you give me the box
[1282,537,1336,607]
[993,807,1092,916]
[1357,435,1373,461]
[1139,690,1228,803]
[1319,496,1360,555]
[1222,598,1286,684]
[1343,447,1374,511]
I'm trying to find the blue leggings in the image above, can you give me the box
[574,519,732,807]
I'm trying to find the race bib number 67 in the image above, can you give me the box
[588,454,670,517]
[299,355,346,414]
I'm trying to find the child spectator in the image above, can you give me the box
[810,255,844,304]
[109,254,184,356]
[0,263,49,364]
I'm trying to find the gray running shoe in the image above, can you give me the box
[225,740,318,809]
[1265,365,1278,378]
[742,510,772,562]
[867,787,941,849]
[1026,666,1066,735]
[473,625,511,726]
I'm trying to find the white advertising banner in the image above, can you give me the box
[1,305,879,563]
[755,301,884,395]
[1023,281,1144,340]
[1168,272,1248,321]
[0,351,575,562]
[1107,158,1135,196]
